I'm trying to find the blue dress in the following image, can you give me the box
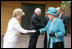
[39,18,65,48]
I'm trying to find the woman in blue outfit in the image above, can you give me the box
[39,7,65,48]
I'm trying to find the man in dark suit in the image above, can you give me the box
[43,17,49,48]
[56,7,69,36]
[28,8,44,48]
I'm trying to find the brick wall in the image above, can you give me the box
[1,1,21,35]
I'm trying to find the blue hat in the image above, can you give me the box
[46,7,57,16]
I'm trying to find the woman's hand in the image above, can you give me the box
[27,30,36,33]
[31,30,36,32]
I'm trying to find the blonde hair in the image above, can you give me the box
[12,8,25,17]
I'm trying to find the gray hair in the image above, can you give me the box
[34,8,41,13]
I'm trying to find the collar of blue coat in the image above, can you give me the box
[50,17,57,21]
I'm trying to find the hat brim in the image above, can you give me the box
[46,12,57,17]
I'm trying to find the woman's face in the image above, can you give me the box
[47,14,52,20]
[16,14,22,19]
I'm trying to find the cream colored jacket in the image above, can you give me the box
[4,17,27,42]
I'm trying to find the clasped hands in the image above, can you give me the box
[31,30,55,37]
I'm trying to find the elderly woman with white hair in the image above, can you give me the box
[39,7,65,48]
[3,8,36,48]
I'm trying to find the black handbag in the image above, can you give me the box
[53,37,64,48]
[53,41,64,48]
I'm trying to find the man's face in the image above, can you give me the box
[57,10,61,16]
[37,10,41,16]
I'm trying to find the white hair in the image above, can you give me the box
[34,8,41,13]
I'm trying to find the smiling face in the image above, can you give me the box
[16,13,23,20]
[56,7,62,16]
[47,14,53,20]
[35,8,42,16]
[36,10,41,16]
[56,10,61,16]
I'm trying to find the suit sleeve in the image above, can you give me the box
[55,20,66,37]
[64,16,69,29]
[39,22,49,34]
[32,17,44,28]
[44,17,49,26]
[14,21,27,34]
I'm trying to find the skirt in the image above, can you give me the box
[3,40,17,48]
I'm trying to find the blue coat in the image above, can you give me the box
[39,18,65,48]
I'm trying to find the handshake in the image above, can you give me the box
[21,29,40,34]
[27,30,41,34]
[29,30,40,33]
[30,29,56,37]
[27,29,55,37]
[31,30,36,33]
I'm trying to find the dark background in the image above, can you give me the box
[21,3,45,29]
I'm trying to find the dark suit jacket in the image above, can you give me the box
[57,14,69,30]
[44,17,49,26]
[30,13,44,30]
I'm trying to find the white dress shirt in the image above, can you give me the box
[59,13,62,19]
